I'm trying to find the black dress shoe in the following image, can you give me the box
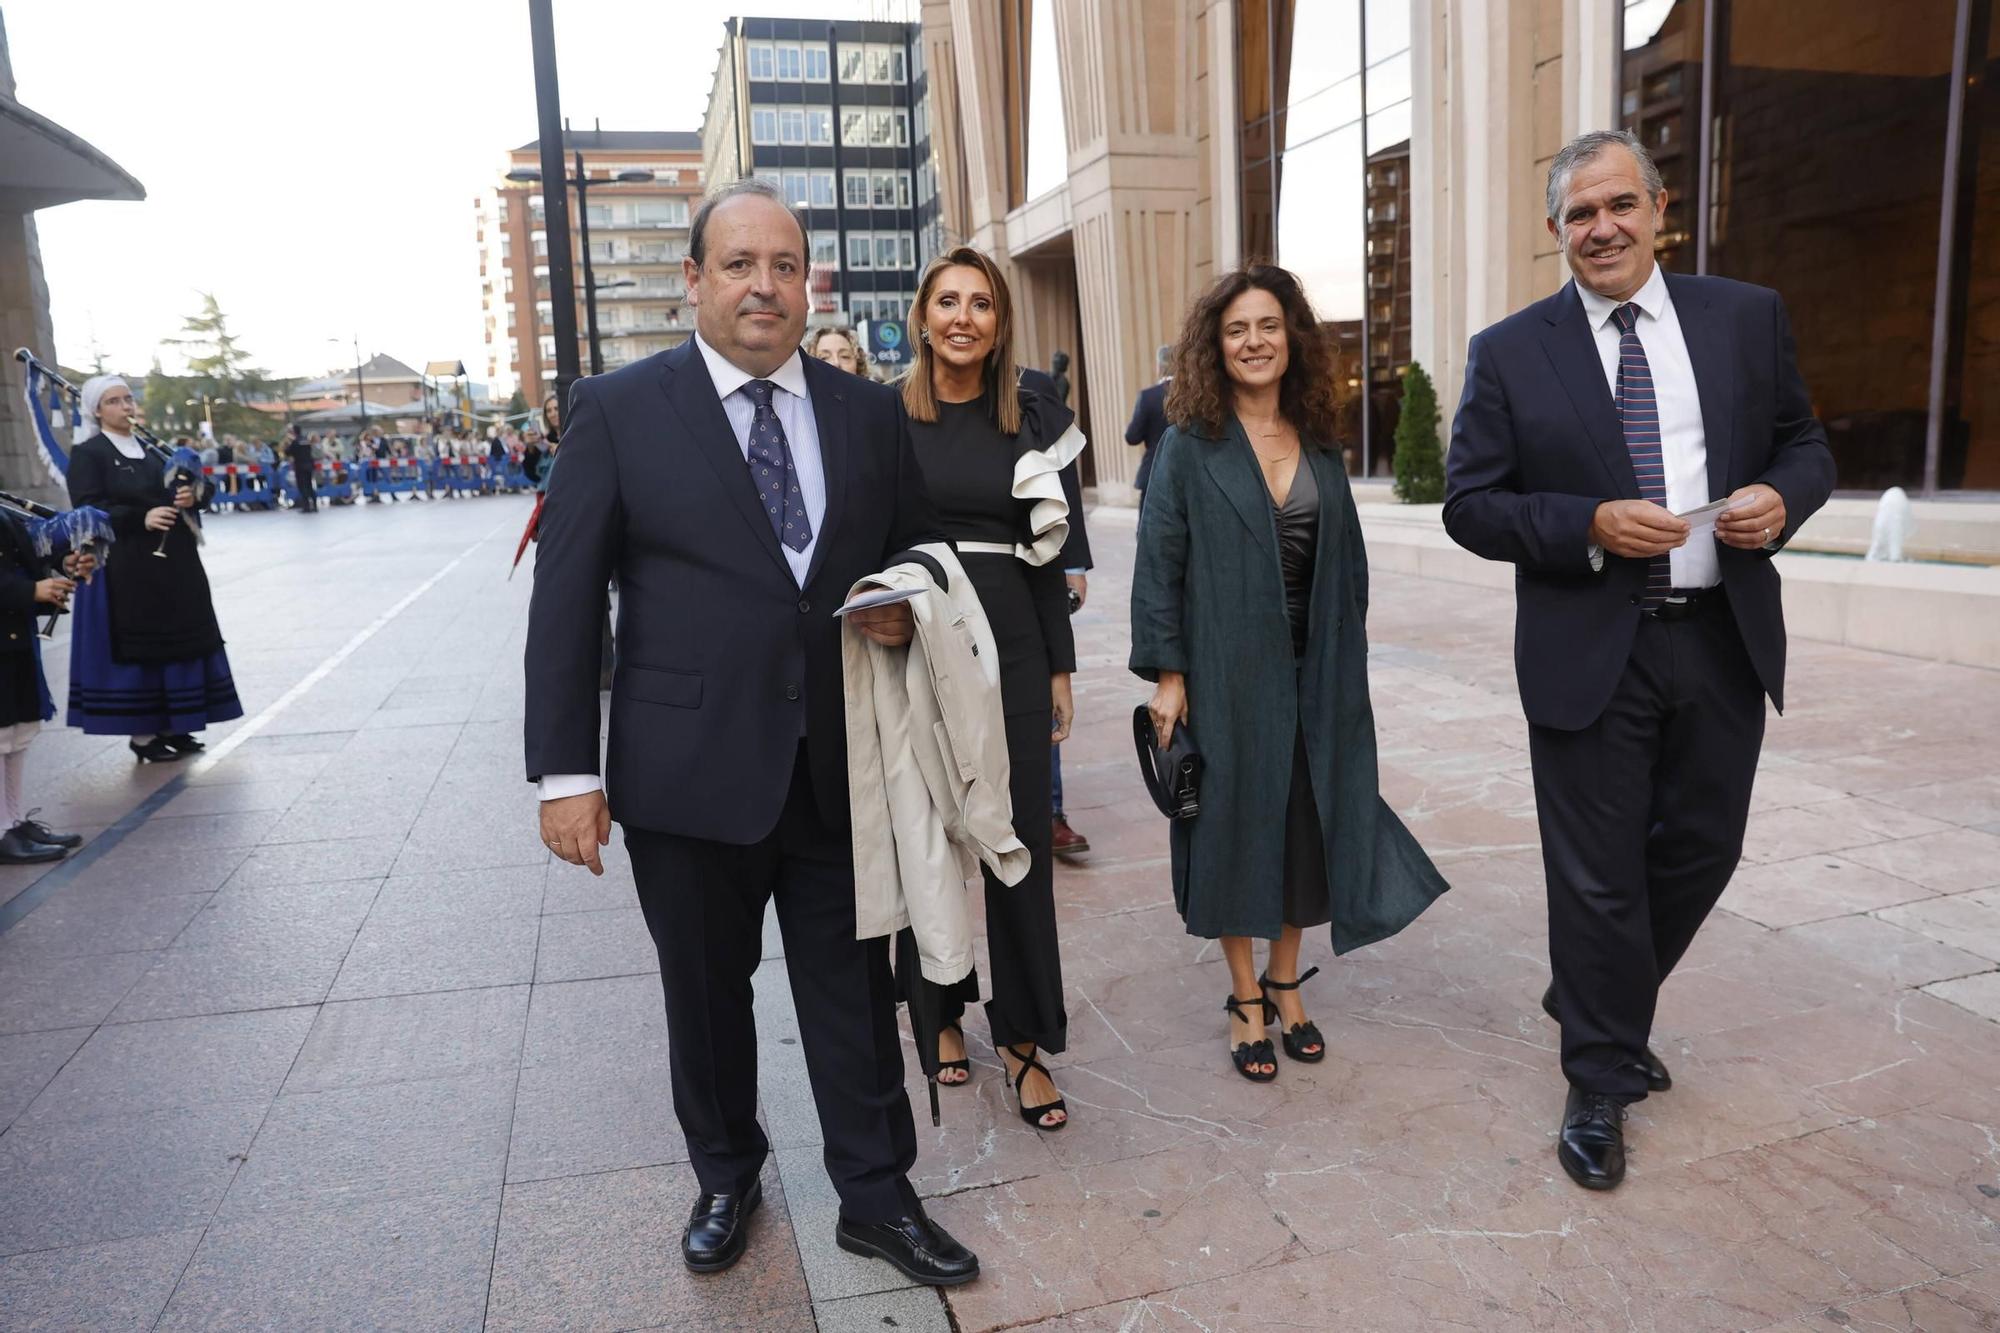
[835,1209,979,1287]
[1541,984,1672,1092]
[0,827,65,864]
[163,733,206,755]
[682,1180,761,1273]
[1557,1086,1627,1191]
[15,811,82,849]
[128,737,184,764]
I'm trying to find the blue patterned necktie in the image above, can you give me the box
[742,379,811,554]
[1612,304,1671,607]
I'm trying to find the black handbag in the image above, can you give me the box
[1132,705,1203,820]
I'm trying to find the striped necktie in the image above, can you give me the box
[1612,303,1671,607]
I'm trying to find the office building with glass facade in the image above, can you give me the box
[702,15,944,329]
[919,0,1996,499]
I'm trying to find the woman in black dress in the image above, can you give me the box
[65,376,243,762]
[902,246,1083,1130]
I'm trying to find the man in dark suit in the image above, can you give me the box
[1443,130,1835,1191]
[1126,344,1173,499]
[525,179,979,1284]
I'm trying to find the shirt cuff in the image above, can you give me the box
[1587,543,1605,573]
[538,774,603,802]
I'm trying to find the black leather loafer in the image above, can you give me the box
[1557,1086,1627,1191]
[1541,985,1672,1092]
[682,1180,761,1273]
[834,1210,979,1286]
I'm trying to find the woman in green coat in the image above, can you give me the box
[1130,265,1448,1083]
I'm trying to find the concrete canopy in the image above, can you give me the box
[0,95,144,211]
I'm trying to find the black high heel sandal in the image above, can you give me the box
[1001,1043,1067,1130]
[935,1021,971,1087]
[1259,966,1326,1063]
[1223,994,1279,1082]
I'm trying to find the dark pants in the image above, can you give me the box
[624,743,918,1224]
[1050,742,1064,818]
[939,707,1068,1054]
[293,460,316,511]
[1528,597,1765,1101]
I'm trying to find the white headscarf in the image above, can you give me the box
[78,374,131,440]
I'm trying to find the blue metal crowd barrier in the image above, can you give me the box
[202,464,276,511]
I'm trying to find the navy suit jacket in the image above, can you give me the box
[523,339,942,843]
[1128,381,1170,493]
[1442,274,1836,731]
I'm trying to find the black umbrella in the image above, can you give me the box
[893,928,945,1127]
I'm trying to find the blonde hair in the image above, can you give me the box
[900,246,1021,436]
[805,325,866,365]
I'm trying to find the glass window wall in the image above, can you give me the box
[1619,0,1994,490]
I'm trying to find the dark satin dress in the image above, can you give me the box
[907,392,1073,1055]
[1275,460,1332,930]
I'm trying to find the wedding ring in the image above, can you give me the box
[1762,527,1772,541]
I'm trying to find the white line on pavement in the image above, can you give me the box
[185,518,513,779]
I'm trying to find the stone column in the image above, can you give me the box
[1053,0,1206,501]
[1410,0,1550,432]
[949,1,1017,256]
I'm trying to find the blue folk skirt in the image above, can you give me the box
[65,576,244,736]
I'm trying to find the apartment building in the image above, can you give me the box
[477,129,704,398]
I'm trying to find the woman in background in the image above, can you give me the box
[806,325,869,378]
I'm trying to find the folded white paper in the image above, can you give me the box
[1675,497,1740,535]
[834,584,924,617]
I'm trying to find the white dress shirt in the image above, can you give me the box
[539,335,829,803]
[1576,265,1719,590]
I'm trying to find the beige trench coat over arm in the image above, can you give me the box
[841,542,1029,985]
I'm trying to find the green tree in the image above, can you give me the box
[1392,360,1444,504]
[162,292,270,435]
[506,387,528,418]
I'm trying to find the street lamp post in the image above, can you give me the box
[508,157,651,376]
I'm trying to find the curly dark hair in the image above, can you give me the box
[1165,264,1342,448]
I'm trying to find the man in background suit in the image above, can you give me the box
[1126,344,1173,501]
[1443,130,1835,1191]
[1018,360,1095,857]
[526,179,979,1284]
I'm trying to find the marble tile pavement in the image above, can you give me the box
[0,495,1994,1331]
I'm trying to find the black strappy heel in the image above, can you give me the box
[1001,1043,1068,1130]
[1223,994,1279,1082]
[1259,966,1326,1062]
[936,1021,971,1087]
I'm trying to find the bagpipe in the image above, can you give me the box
[0,490,114,640]
[15,347,207,555]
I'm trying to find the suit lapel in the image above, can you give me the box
[802,355,849,590]
[656,342,792,584]
[1540,282,1638,500]
[1201,419,1278,557]
[1667,273,1737,500]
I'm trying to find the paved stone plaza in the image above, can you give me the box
[0,495,1995,1331]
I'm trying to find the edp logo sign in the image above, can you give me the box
[865,319,908,367]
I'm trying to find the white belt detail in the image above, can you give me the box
[956,541,1015,556]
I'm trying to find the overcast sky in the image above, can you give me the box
[11,0,914,384]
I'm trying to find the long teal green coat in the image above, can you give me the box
[1129,419,1448,946]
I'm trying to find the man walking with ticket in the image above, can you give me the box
[1441,130,1835,1191]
